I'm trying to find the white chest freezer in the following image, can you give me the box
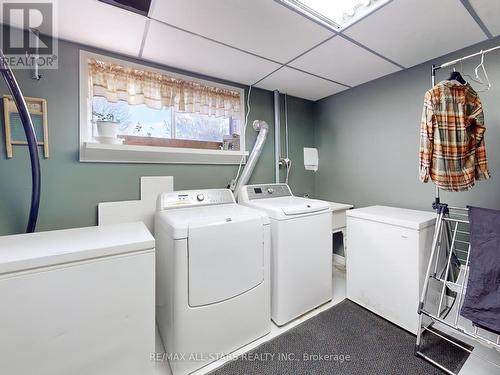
[0,222,155,375]
[346,206,438,334]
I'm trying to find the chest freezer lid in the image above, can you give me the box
[0,222,154,274]
[347,205,436,230]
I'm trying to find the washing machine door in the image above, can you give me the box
[187,214,264,307]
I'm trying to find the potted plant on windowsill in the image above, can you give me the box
[92,111,121,144]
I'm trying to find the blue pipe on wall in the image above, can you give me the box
[0,50,41,233]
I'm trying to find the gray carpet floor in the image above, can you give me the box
[211,299,470,375]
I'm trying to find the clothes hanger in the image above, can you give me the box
[473,50,491,92]
[464,50,486,85]
[448,63,467,85]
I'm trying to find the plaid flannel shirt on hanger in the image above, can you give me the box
[419,80,491,192]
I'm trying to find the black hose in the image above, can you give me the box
[0,50,41,233]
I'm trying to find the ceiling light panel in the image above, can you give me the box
[343,0,487,67]
[58,0,147,57]
[469,0,500,36]
[149,0,333,64]
[276,0,390,31]
[289,36,401,86]
[255,67,347,101]
[142,21,281,85]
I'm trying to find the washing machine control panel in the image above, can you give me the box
[158,189,235,210]
[243,184,292,200]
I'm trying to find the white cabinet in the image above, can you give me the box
[346,206,436,334]
[330,202,353,232]
[0,223,155,375]
[326,202,353,269]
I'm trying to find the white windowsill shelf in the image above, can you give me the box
[80,142,248,165]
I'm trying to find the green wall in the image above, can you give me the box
[0,39,316,236]
[314,36,500,211]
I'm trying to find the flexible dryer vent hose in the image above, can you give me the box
[233,120,269,199]
[0,50,41,233]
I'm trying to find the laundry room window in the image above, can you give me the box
[79,51,246,164]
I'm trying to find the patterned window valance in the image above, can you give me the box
[88,58,241,118]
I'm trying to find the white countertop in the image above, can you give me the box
[0,222,155,274]
[326,202,354,212]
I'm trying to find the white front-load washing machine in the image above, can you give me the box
[155,189,270,375]
[239,184,332,326]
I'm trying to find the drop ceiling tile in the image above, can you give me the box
[255,67,347,101]
[290,36,401,87]
[142,21,280,85]
[344,0,487,67]
[148,0,333,63]
[469,0,500,36]
[57,0,147,56]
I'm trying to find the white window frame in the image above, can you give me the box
[79,50,247,164]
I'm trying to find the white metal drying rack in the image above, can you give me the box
[415,44,500,375]
[430,43,500,205]
[433,44,500,70]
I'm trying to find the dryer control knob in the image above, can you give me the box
[267,188,274,194]
[197,194,205,202]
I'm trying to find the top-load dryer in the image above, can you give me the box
[239,184,332,326]
[155,189,270,375]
